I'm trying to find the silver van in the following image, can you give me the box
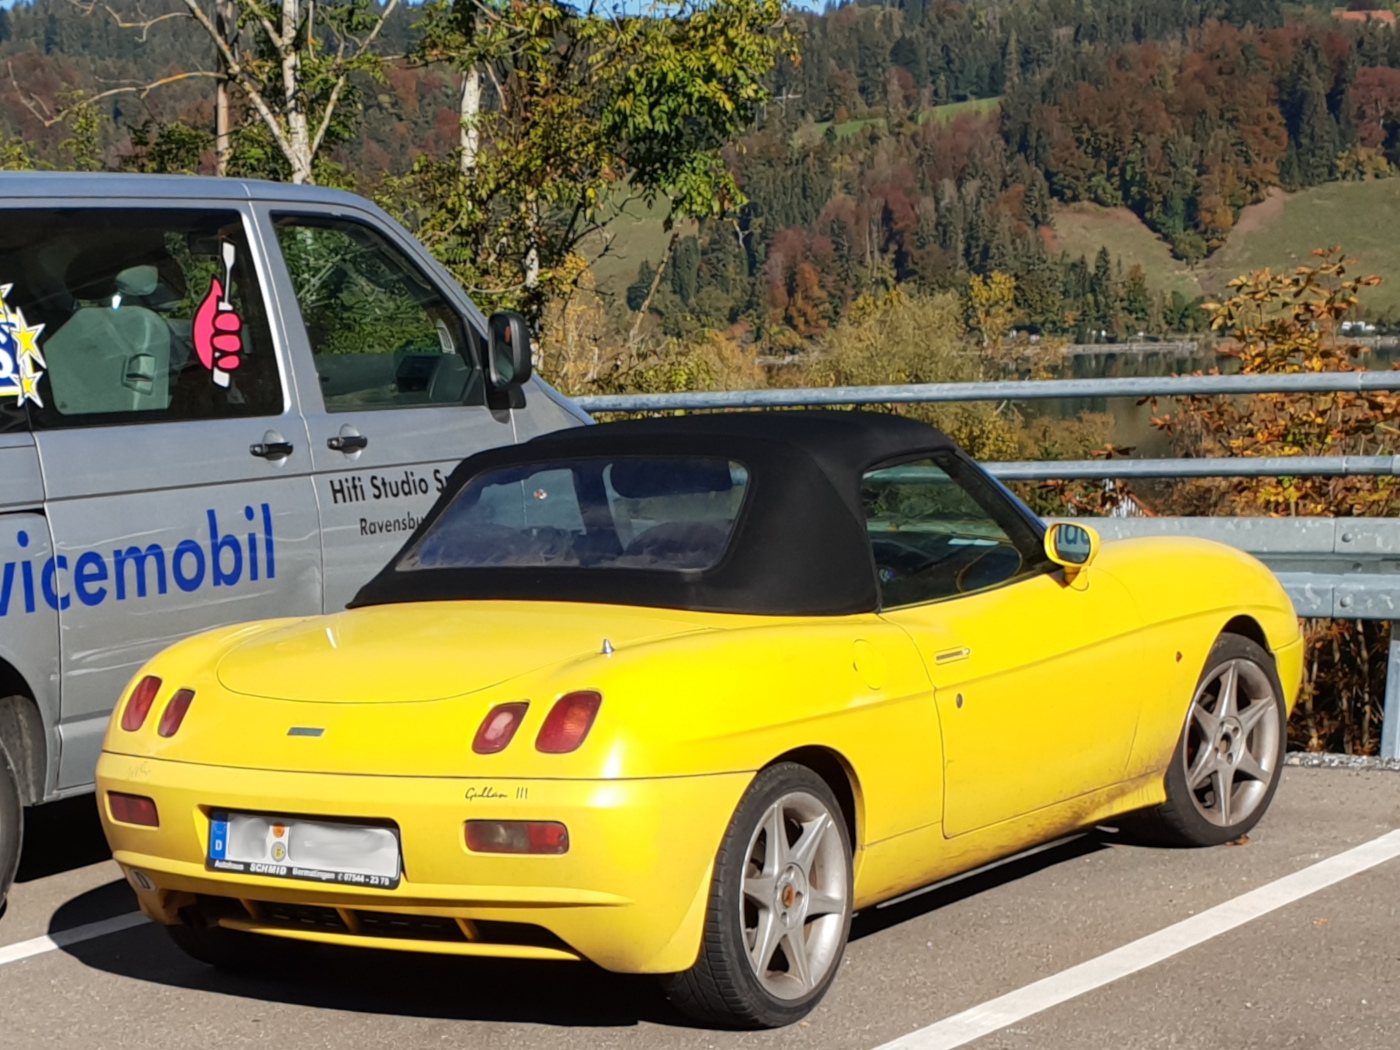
[0,173,587,907]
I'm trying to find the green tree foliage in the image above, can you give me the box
[383,0,795,321]
[805,290,1021,462]
[1158,247,1398,754]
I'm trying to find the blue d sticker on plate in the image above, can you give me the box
[209,815,229,860]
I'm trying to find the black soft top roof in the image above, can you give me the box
[351,411,960,616]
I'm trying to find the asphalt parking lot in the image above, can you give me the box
[1,767,1397,1050]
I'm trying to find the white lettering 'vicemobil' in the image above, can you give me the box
[0,504,275,615]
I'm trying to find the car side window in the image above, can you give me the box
[0,208,282,427]
[862,456,1047,608]
[272,214,483,412]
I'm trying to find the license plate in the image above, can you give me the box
[208,811,401,890]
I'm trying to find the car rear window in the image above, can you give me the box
[396,457,749,573]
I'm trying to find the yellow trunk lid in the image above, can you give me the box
[215,601,712,703]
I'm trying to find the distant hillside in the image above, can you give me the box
[1047,202,1205,304]
[1206,180,1400,317]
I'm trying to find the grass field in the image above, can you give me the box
[920,97,1001,125]
[1207,179,1400,316]
[1048,201,1206,302]
[806,97,1001,142]
[582,193,695,301]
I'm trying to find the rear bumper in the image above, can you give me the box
[96,751,750,973]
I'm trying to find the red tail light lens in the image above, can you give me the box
[120,676,162,732]
[472,702,529,754]
[157,689,195,738]
[108,792,159,827]
[535,691,602,754]
[465,820,569,854]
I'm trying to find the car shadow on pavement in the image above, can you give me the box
[52,885,679,1028]
[50,832,1112,1028]
[850,833,1109,942]
[17,794,112,882]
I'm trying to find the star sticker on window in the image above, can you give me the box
[0,283,45,406]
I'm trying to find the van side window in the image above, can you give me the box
[271,214,483,412]
[0,208,283,427]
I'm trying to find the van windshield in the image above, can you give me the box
[397,457,749,573]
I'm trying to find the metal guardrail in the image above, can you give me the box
[988,456,1400,480]
[580,372,1400,758]
[573,371,1400,413]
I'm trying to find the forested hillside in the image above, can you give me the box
[6,0,1400,343]
[671,0,1400,345]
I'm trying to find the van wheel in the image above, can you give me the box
[0,737,22,914]
[166,923,275,973]
[661,763,853,1029]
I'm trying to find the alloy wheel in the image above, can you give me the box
[739,790,849,1000]
[1182,657,1281,827]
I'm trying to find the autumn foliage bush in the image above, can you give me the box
[1157,249,1400,754]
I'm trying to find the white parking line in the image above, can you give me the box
[0,912,147,968]
[874,828,1400,1050]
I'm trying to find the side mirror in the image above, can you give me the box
[1044,522,1100,581]
[486,311,532,391]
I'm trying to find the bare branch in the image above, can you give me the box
[8,61,56,124]
[170,0,300,169]
[9,65,221,128]
[67,0,191,41]
[351,0,401,61]
[310,73,349,156]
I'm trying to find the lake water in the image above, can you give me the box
[1022,341,1400,457]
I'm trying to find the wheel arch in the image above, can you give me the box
[1220,614,1270,655]
[0,660,46,805]
[763,746,863,850]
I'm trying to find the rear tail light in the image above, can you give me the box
[465,820,568,854]
[535,691,601,754]
[472,702,529,754]
[108,792,159,827]
[120,676,162,732]
[157,689,195,738]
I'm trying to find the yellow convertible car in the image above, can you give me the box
[98,412,1302,1027]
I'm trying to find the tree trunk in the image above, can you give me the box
[459,64,480,175]
[281,0,312,184]
[628,231,679,349]
[214,0,235,175]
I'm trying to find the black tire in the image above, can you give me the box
[1129,634,1287,847]
[0,737,22,917]
[661,762,853,1029]
[166,922,278,973]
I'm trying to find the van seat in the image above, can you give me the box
[44,304,173,415]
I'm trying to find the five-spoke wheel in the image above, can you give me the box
[663,763,853,1028]
[1132,633,1287,847]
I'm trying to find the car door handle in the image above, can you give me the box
[934,646,971,664]
[327,434,369,452]
[250,441,294,459]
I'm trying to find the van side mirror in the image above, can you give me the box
[1044,522,1100,581]
[486,312,532,391]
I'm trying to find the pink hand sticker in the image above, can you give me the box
[193,243,243,388]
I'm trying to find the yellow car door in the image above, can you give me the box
[865,457,1145,838]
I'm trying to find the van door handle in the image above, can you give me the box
[250,441,294,459]
[327,434,368,452]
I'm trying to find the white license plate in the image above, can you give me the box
[208,811,401,889]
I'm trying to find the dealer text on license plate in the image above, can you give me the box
[208,811,401,889]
